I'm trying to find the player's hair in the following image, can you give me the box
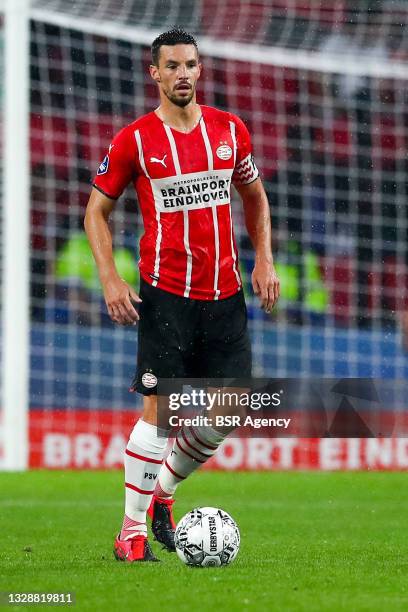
[151,28,198,66]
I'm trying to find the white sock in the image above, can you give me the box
[123,419,168,537]
[156,424,225,497]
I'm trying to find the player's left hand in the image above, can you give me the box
[251,261,280,313]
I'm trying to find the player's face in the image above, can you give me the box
[151,44,201,108]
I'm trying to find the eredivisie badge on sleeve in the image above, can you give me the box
[97,144,114,175]
[97,154,109,175]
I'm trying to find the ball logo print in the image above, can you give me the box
[175,507,240,567]
[216,144,233,160]
[141,372,157,388]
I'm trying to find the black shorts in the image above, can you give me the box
[132,279,252,395]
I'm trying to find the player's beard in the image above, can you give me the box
[164,86,195,108]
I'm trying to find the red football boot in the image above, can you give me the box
[148,496,176,552]
[113,534,160,562]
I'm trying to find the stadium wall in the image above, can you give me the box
[30,322,408,410]
[28,323,408,471]
[29,409,408,471]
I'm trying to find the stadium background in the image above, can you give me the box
[1,0,408,469]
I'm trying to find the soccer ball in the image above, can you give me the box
[174,507,240,567]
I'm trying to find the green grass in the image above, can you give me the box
[1,471,407,611]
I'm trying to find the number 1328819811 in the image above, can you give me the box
[2,592,74,605]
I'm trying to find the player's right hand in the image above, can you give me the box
[102,277,141,325]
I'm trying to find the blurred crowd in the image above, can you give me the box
[28,3,408,331]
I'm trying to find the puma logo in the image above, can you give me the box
[150,154,167,168]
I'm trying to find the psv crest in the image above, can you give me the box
[216,144,232,160]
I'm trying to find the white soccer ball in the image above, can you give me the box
[174,507,240,567]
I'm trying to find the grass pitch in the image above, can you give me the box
[1,471,407,611]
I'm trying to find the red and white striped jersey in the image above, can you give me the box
[93,105,259,300]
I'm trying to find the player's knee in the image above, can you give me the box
[140,395,159,425]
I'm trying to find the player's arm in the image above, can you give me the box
[84,188,140,325]
[235,178,280,313]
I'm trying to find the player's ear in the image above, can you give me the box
[149,64,161,83]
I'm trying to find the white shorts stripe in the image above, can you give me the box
[163,124,192,296]
[135,129,161,286]
[200,118,220,299]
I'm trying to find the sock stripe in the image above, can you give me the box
[125,448,163,464]
[125,482,156,495]
[176,437,206,463]
[123,515,146,529]
[164,460,186,481]
[180,428,211,459]
[189,425,218,451]
[154,482,172,499]
[121,515,147,539]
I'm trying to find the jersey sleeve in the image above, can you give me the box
[231,114,259,186]
[92,126,138,200]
